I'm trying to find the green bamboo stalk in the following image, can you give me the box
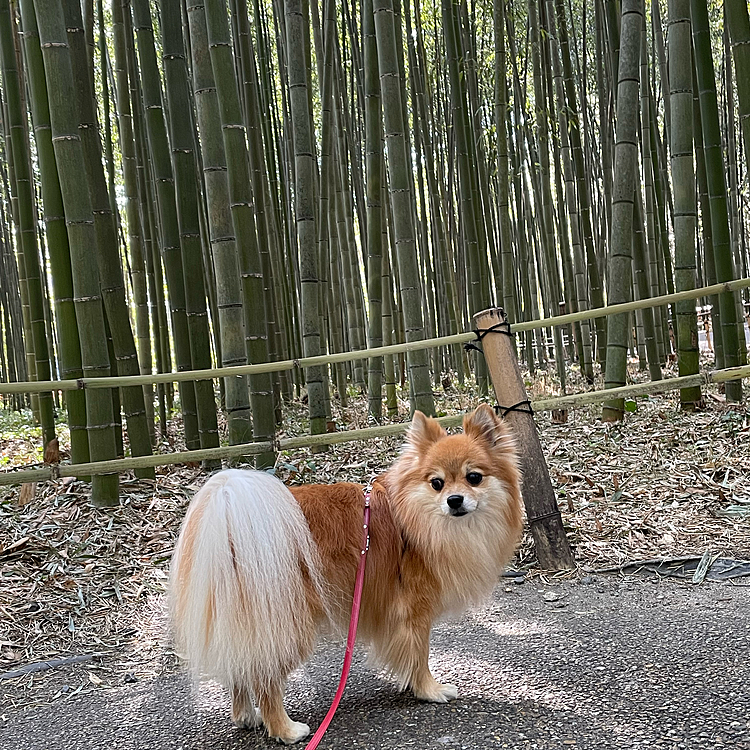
[668,0,701,409]
[111,0,153,432]
[632,192,662,381]
[32,0,119,505]
[232,0,284,419]
[284,0,327,435]
[494,0,518,325]
[63,0,154,475]
[130,0,202,447]
[326,187,349,405]
[159,0,220,459]
[17,0,89,463]
[692,62,720,366]
[0,1,55,449]
[442,0,489,336]
[381,214,399,417]
[559,0,607,365]
[97,0,116,221]
[641,84,666,363]
[602,0,643,421]
[691,0,744,402]
[373,0,434,415]
[725,0,750,163]
[332,52,367,391]
[528,0,567,390]
[364,0,383,419]
[183,0,254,450]
[724,20,747,362]
[0,107,31,400]
[546,0,594,382]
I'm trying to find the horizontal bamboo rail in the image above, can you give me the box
[1,278,748,395]
[2,364,748,487]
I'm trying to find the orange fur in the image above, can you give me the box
[170,405,524,743]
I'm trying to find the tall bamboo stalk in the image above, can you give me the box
[111,0,153,431]
[373,0,434,415]
[184,0,255,449]
[204,0,276,465]
[668,0,701,408]
[285,0,327,435]
[159,0,221,459]
[63,0,154,474]
[726,0,750,163]
[0,1,55,450]
[17,0,90,462]
[364,0,384,419]
[33,0,119,504]
[131,0,202,447]
[691,0,744,402]
[602,0,642,421]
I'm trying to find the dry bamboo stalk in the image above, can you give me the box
[473,307,575,571]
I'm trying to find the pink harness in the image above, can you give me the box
[304,487,372,750]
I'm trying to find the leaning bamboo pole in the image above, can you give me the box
[3,278,750,395]
[4,363,748,487]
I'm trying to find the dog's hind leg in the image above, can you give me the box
[231,685,262,729]
[256,681,310,745]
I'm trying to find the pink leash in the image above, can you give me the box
[304,489,371,750]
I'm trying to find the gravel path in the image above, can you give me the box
[2,576,749,750]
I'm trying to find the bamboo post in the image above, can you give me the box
[473,307,575,570]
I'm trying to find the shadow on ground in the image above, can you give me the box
[2,576,749,750]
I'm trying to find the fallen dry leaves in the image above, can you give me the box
[0,367,748,681]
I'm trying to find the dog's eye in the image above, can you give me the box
[466,472,483,486]
[430,478,444,491]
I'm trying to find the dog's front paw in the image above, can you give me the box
[413,681,458,703]
[274,721,310,745]
[232,707,262,729]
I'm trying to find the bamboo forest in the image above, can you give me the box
[0,0,749,508]
[3,2,750,743]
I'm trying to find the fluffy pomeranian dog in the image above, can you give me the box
[170,405,523,744]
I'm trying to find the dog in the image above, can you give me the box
[170,404,523,743]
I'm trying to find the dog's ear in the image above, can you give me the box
[463,404,505,447]
[405,411,446,454]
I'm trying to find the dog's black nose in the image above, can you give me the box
[447,495,464,510]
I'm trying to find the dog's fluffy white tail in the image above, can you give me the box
[170,469,325,690]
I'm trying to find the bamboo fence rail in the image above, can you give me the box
[1,278,748,395]
[2,364,748,486]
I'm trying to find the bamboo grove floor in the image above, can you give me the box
[1,363,749,722]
